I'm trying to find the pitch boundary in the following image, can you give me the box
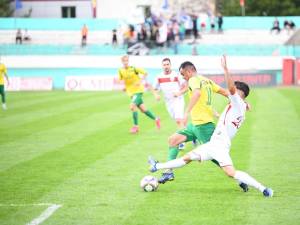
[0,203,62,225]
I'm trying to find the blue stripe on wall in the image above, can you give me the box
[1,17,299,31]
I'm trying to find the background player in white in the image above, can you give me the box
[153,58,187,148]
[148,55,273,197]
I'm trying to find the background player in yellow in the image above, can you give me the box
[117,55,160,134]
[0,58,9,110]
[158,61,228,184]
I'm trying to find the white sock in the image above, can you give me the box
[163,168,173,173]
[156,158,186,170]
[234,170,266,192]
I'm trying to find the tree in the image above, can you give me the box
[219,0,300,16]
[0,0,14,17]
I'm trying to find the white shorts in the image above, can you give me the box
[165,98,184,120]
[188,139,233,167]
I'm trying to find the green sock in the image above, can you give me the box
[133,111,138,125]
[144,110,156,120]
[168,147,179,161]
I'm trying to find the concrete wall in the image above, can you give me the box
[2,55,283,70]
[96,0,159,20]
[13,1,93,18]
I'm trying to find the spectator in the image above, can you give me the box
[122,26,130,48]
[156,21,168,53]
[179,22,185,41]
[199,12,208,33]
[289,20,296,32]
[217,13,223,32]
[169,21,180,54]
[284,20,290,30]
[270,18,280,34]
[81,24,88,47]
[166,23,175,47]
[210,15,216,33]
[183,14,193,38]
[112,29,118,46]
[16,29,22,44]
[140,24,147,42]
[127,24,137,47]
[191,14,199,41]
[283,20,296,35]
[283,20,291,34]
[23,29,31,42]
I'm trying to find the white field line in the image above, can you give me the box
[0,203,54,207]
[0,203,62,225]
[26,204,62,225]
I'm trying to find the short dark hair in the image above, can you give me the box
[162,58,171,63]
[234,81,250,98]
[179,61,196,72]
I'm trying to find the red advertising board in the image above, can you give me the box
[282,58,294,85]
[296,59,300,85]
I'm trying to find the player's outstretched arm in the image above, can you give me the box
[221,55,236,95]
[217,87,229,98]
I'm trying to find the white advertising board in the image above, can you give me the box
[6,77,53,91]
[65,76,123,91]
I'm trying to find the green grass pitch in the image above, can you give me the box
[0,88,299,225]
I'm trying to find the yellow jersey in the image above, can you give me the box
[188,75,221,125]
[0,63,7,85]
[118,66,147,96]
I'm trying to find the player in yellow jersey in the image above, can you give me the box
[0,59,9,110]
[158,61,228,184]
[117,55,161,134]
[148,55,271,197]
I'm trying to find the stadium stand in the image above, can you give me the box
[1,17,299,89]
[0,29,296,56]
[0,17,299,56]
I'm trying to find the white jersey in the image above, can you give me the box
[157,22,168,44]
[153,71,185,101]
[211,92,247,147]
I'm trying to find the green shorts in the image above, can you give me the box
[0,85,5,103]
[131,93,144,107]
[177,122,215,144]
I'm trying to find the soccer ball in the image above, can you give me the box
[140,175,159,192]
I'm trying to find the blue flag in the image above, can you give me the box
[162,0,169,10]
[15,0,23,10]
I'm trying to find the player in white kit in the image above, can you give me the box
[148,55,273,197]
[153,58,186,129]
